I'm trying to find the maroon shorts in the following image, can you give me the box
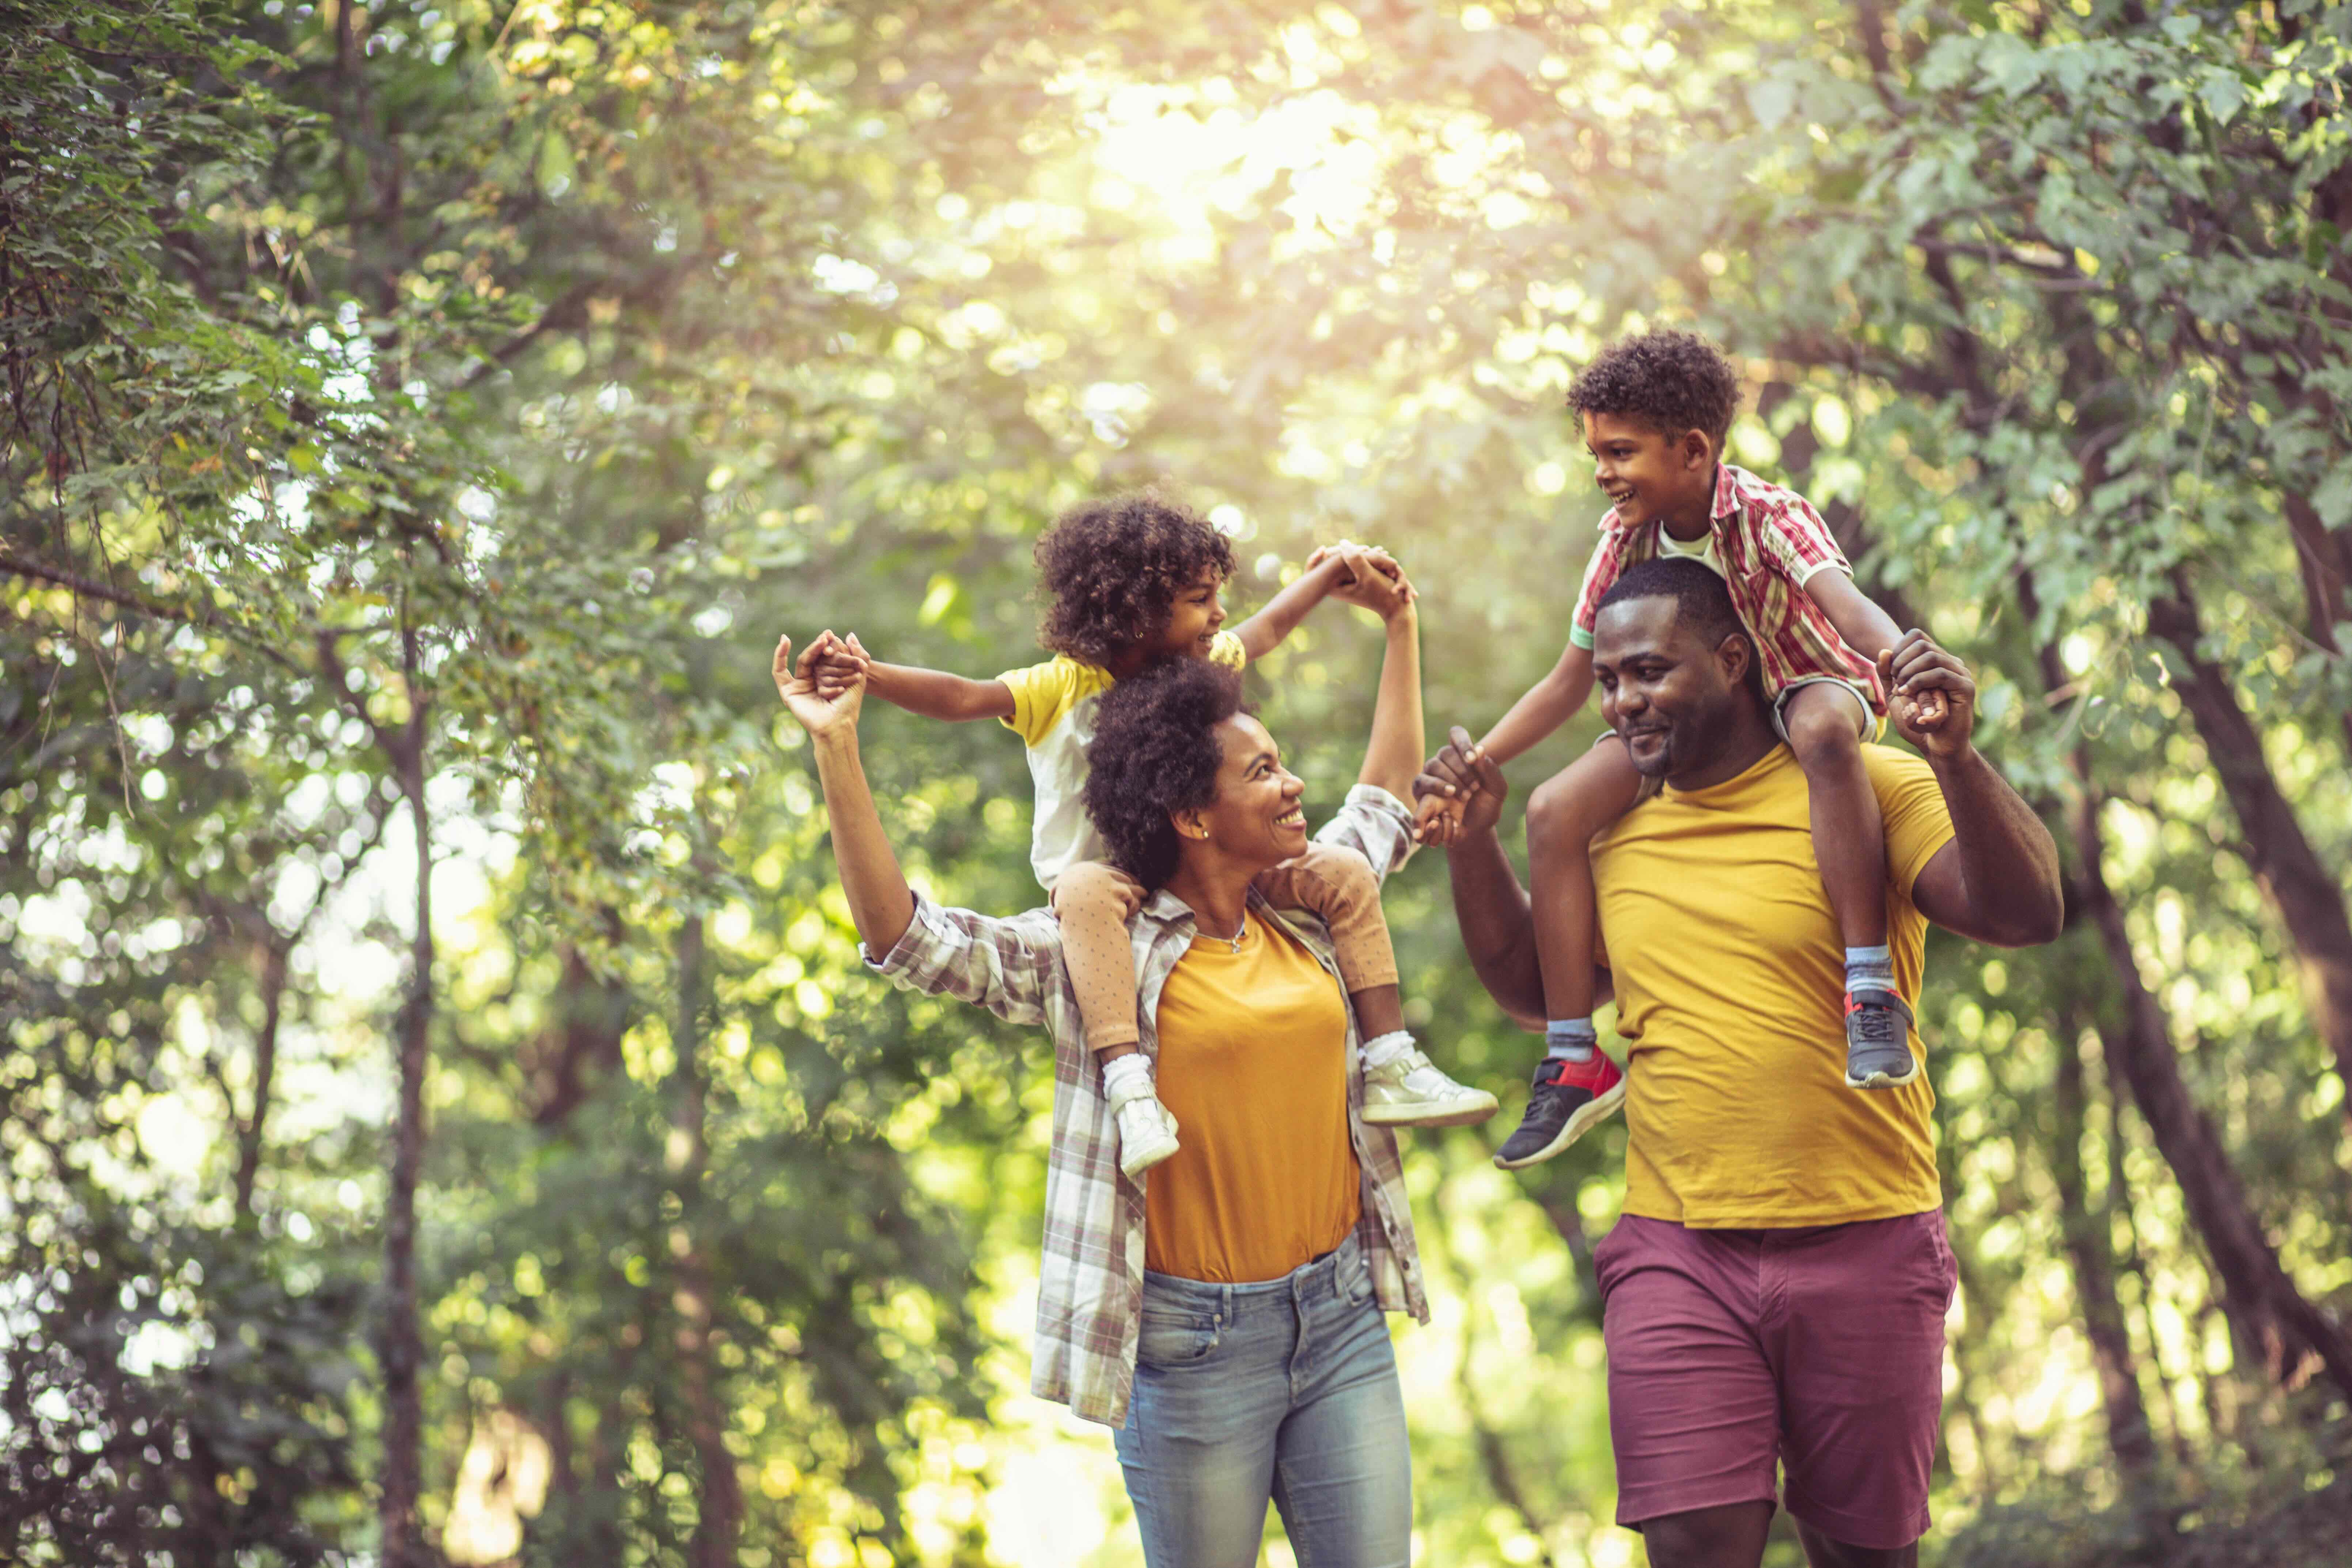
[1593,1211,1957,1550]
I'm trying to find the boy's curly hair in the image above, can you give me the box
[1082,659,1246,889]
[1034,493,1236,667]
[1566,328,1742,449]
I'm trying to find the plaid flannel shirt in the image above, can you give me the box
[866,783,1432,1428]
[1570,464,1885,709]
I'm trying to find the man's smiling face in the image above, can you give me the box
[1591,594,1750,781]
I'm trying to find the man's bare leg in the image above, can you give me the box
[1639,1501,1773,1568]
[1794,1519,1916,1568]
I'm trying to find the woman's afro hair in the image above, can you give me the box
[1565,328,1742,450]
[1082,658,1247,889]
[1034,493,1236,668]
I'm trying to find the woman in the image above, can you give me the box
[772,572,1432,1567]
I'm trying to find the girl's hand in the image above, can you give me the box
[1414,729,1507,840]
[810,633,869,699]
[1307,541,1407,590]
[1322,544,1416,620]
[773,631,866,739]
[1412,790,1465,847]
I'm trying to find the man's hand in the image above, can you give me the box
[1414,726,1508,841]
[1880,630,1971,760]
[773,630,867,740]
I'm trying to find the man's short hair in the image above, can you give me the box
[1566,329,1741,449]
[1595,557,1751,656]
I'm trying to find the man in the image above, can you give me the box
[1421,557,2062,1568]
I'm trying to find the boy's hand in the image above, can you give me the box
[1879,631,1970,760]
[774,631,866,739]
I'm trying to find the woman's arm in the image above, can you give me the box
[777,632,1068,1020]
[1357,595,1424,802]
[1476,640,1595,765]
[776,633,917,951]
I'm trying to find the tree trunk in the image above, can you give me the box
[2145,584,2352,1117]
[232,939,288,1219]
[2281,489,2352,760]
[2049,1005,2160,1486]
[669,912,743,1568]
[2099,1074,2196,1470]
[2065,784,2352,1399]
[379,744,433,1568]
[2014,569,2352,1401]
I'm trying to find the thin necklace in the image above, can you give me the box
[1207,912,1247,954]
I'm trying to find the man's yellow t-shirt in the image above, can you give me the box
[1590,744,1957,1228]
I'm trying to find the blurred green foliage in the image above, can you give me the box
[4,1,2349,1565]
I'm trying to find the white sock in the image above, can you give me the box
[1362,1030,1416,1069]
[1101,1053,1154,1102]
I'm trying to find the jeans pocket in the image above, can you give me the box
[1136,1309,1220,1367]
[1344,1246,1374,1306]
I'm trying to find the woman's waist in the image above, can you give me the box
[1143,1230,1364,1318]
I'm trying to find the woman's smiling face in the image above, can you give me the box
[1179,713,1308,868]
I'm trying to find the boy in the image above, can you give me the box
[826,493,1494,1177]
[1423,329,1933,1169]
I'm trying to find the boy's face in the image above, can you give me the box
[1149,567,1228,660]
[1583,411,1717,531]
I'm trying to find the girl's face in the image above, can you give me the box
[1177,713,1309,868]
[1147,568,1229,660]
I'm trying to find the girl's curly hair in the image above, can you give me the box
[1034,493,1236,667]
[1082,659,1246,889]
[1565,328,1742,449]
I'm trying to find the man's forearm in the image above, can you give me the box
[1357,607,1424,801]
[1446,830,1547,1027]
[1932,745,2064,946]
[812,730,918,953]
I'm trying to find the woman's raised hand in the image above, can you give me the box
[1315,542,1416,620]
[773,630,868,738]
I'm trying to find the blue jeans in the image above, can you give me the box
[1115,1234,1412,1567]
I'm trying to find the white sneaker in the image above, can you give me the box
[1107,1079,1181,1178]
[1361,1041,1499,1127]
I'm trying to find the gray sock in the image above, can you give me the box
[1845,946,1895,993]
[1544,1018,1597,1063]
